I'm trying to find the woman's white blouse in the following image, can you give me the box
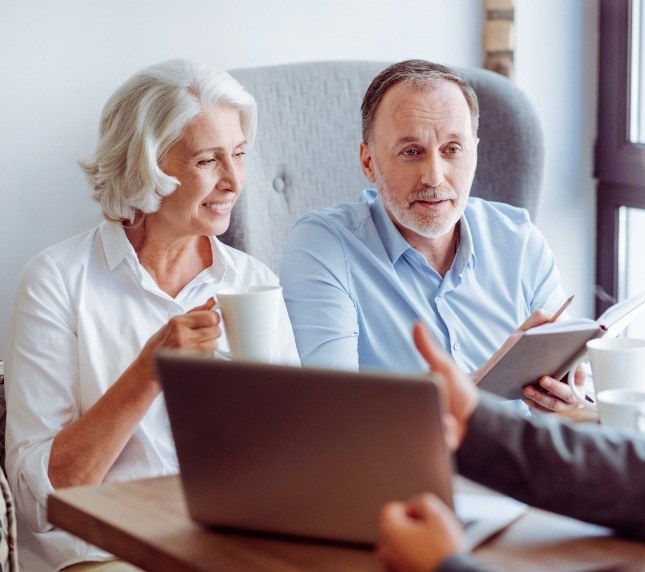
[4,221,299,570]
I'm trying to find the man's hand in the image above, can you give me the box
[502,309,588,413]
[517,309,552,331]
[523,365,587,413]
[377,493,465,572]
[413,323,478,451]
[516,309,588,412]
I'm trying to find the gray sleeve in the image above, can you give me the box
[436,553,497,572]
[456,393,645,539]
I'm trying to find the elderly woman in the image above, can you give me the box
[5,59,299,571]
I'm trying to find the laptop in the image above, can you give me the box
[156,354,525,549]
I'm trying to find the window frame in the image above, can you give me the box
[596,0,645,316]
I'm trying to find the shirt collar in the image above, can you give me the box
[100,220,135,271]
[367,190,413,264]
[99,219,231,283]
[367,189,477,272]
[454,210,477,273]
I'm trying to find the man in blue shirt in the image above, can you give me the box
[280,60,583,411]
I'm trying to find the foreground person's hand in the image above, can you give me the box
[378,493,465,572]
[413,322,479,451]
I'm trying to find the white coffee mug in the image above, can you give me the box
[213,285,282,362]
[596,389,645,433]
[567,337,645,410]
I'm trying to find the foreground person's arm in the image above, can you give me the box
[415,322,645,539]
[377,324,645,572]
[457,394,645,538]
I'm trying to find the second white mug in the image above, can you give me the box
[567,337,645,410]
[596,389,645,433]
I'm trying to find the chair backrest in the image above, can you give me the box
[224,61,544,273]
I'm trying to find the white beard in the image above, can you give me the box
[374,164,469,240]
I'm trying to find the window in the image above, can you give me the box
[630,0,645,143]
[596,0,645,335]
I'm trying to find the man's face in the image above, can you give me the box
[360,80,478,243]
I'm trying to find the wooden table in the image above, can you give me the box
[48,475,645,571]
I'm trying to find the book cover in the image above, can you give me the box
[474,290,645,399]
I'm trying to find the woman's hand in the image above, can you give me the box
[133,297,222,391]
[49,297,221,489]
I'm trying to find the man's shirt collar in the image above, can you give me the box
[365,189,476,271]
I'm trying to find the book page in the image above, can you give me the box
[598,289,645,335]
[523,318,596,334]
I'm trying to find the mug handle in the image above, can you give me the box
[215,348,233,359]
[567,354,597,411]
[211,303,233,360]
[636,412,645,434]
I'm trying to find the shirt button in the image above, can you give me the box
[453,342,461,351]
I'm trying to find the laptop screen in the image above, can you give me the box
[156,354,453,545]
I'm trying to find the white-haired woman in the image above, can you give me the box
[5,59,299,571]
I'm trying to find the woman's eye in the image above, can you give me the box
[234,151,246,158]
[197,158,216,166]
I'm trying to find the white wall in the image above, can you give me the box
[515,0,598,320]
[0,0,596,353]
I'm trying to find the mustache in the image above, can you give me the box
[408,187,457,203]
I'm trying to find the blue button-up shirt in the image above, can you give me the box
[281,189,565,375]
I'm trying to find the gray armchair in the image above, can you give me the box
[224,61,544,273]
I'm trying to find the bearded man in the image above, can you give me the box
[280,60,583,412]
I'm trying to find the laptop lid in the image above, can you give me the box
[156,354,453,545]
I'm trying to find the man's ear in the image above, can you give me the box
[359,141,376,183]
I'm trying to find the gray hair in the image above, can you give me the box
[80,59,257,222]
[361,59,479,143]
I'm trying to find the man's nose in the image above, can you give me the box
[419,153,445,188]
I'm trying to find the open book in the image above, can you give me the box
[474,290,645,399]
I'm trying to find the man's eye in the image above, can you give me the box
[197,158,216,166]
[446,146,462,155]
[401,148,420,157]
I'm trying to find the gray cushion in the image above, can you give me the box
[225,61,544,273]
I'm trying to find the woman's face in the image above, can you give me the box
[156,103,247,239]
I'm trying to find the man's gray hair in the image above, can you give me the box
[361,59,479,143]
[80,59,257,222]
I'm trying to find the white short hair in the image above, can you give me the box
[80,59,257,222]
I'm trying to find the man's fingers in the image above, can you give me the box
[574,363,588,387]
[523,382,577,412]
[538,376,577,403]
[518,309,551,331]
